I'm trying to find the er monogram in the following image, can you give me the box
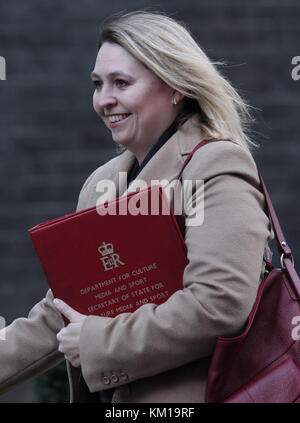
[98,241,125,272]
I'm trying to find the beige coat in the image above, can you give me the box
[0,117,273,402]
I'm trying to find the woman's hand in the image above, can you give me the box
[53,299,87,367]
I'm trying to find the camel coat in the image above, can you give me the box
[0,116,273,402]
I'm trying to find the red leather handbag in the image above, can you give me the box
[178,138,300,403]
[205,164,300,403]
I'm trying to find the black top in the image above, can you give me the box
[127,120,179,187]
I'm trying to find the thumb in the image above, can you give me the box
[53,298,86,323]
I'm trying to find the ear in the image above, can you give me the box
[172,91,185,105]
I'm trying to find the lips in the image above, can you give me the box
[107,114,131,128]
[107,114,130,122]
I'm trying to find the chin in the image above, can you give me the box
[112,135,132,146]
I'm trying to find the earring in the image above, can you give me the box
[173,97,177,105]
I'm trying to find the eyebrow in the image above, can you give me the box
[90,70,133,80]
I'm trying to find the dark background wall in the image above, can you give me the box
[0,0,299,402]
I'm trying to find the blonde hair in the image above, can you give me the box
[97,11,257,152]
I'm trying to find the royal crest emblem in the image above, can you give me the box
[98,242,125,272]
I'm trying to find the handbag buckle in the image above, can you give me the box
[280,253,295,269]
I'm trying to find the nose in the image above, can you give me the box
[93,86,117,116]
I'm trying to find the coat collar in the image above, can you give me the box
[110,115,205,197]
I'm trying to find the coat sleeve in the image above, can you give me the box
[79,141,273,393]
[0,161,112,396]
[0,289,64,394]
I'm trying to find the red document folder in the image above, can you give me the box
[28,185,188,318]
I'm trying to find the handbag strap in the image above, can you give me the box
[176,138,297,274]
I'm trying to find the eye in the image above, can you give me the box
[92,80,102,89]
[115,79,128,88]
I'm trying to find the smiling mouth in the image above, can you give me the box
[107,114,131,129]
[108,114,131,123]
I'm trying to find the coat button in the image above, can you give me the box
[102,376,111,385]
[111,374,119,383]
[119,371,128,381]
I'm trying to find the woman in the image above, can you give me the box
[0,11,273,403]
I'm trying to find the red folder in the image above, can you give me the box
[28,185,188,318]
